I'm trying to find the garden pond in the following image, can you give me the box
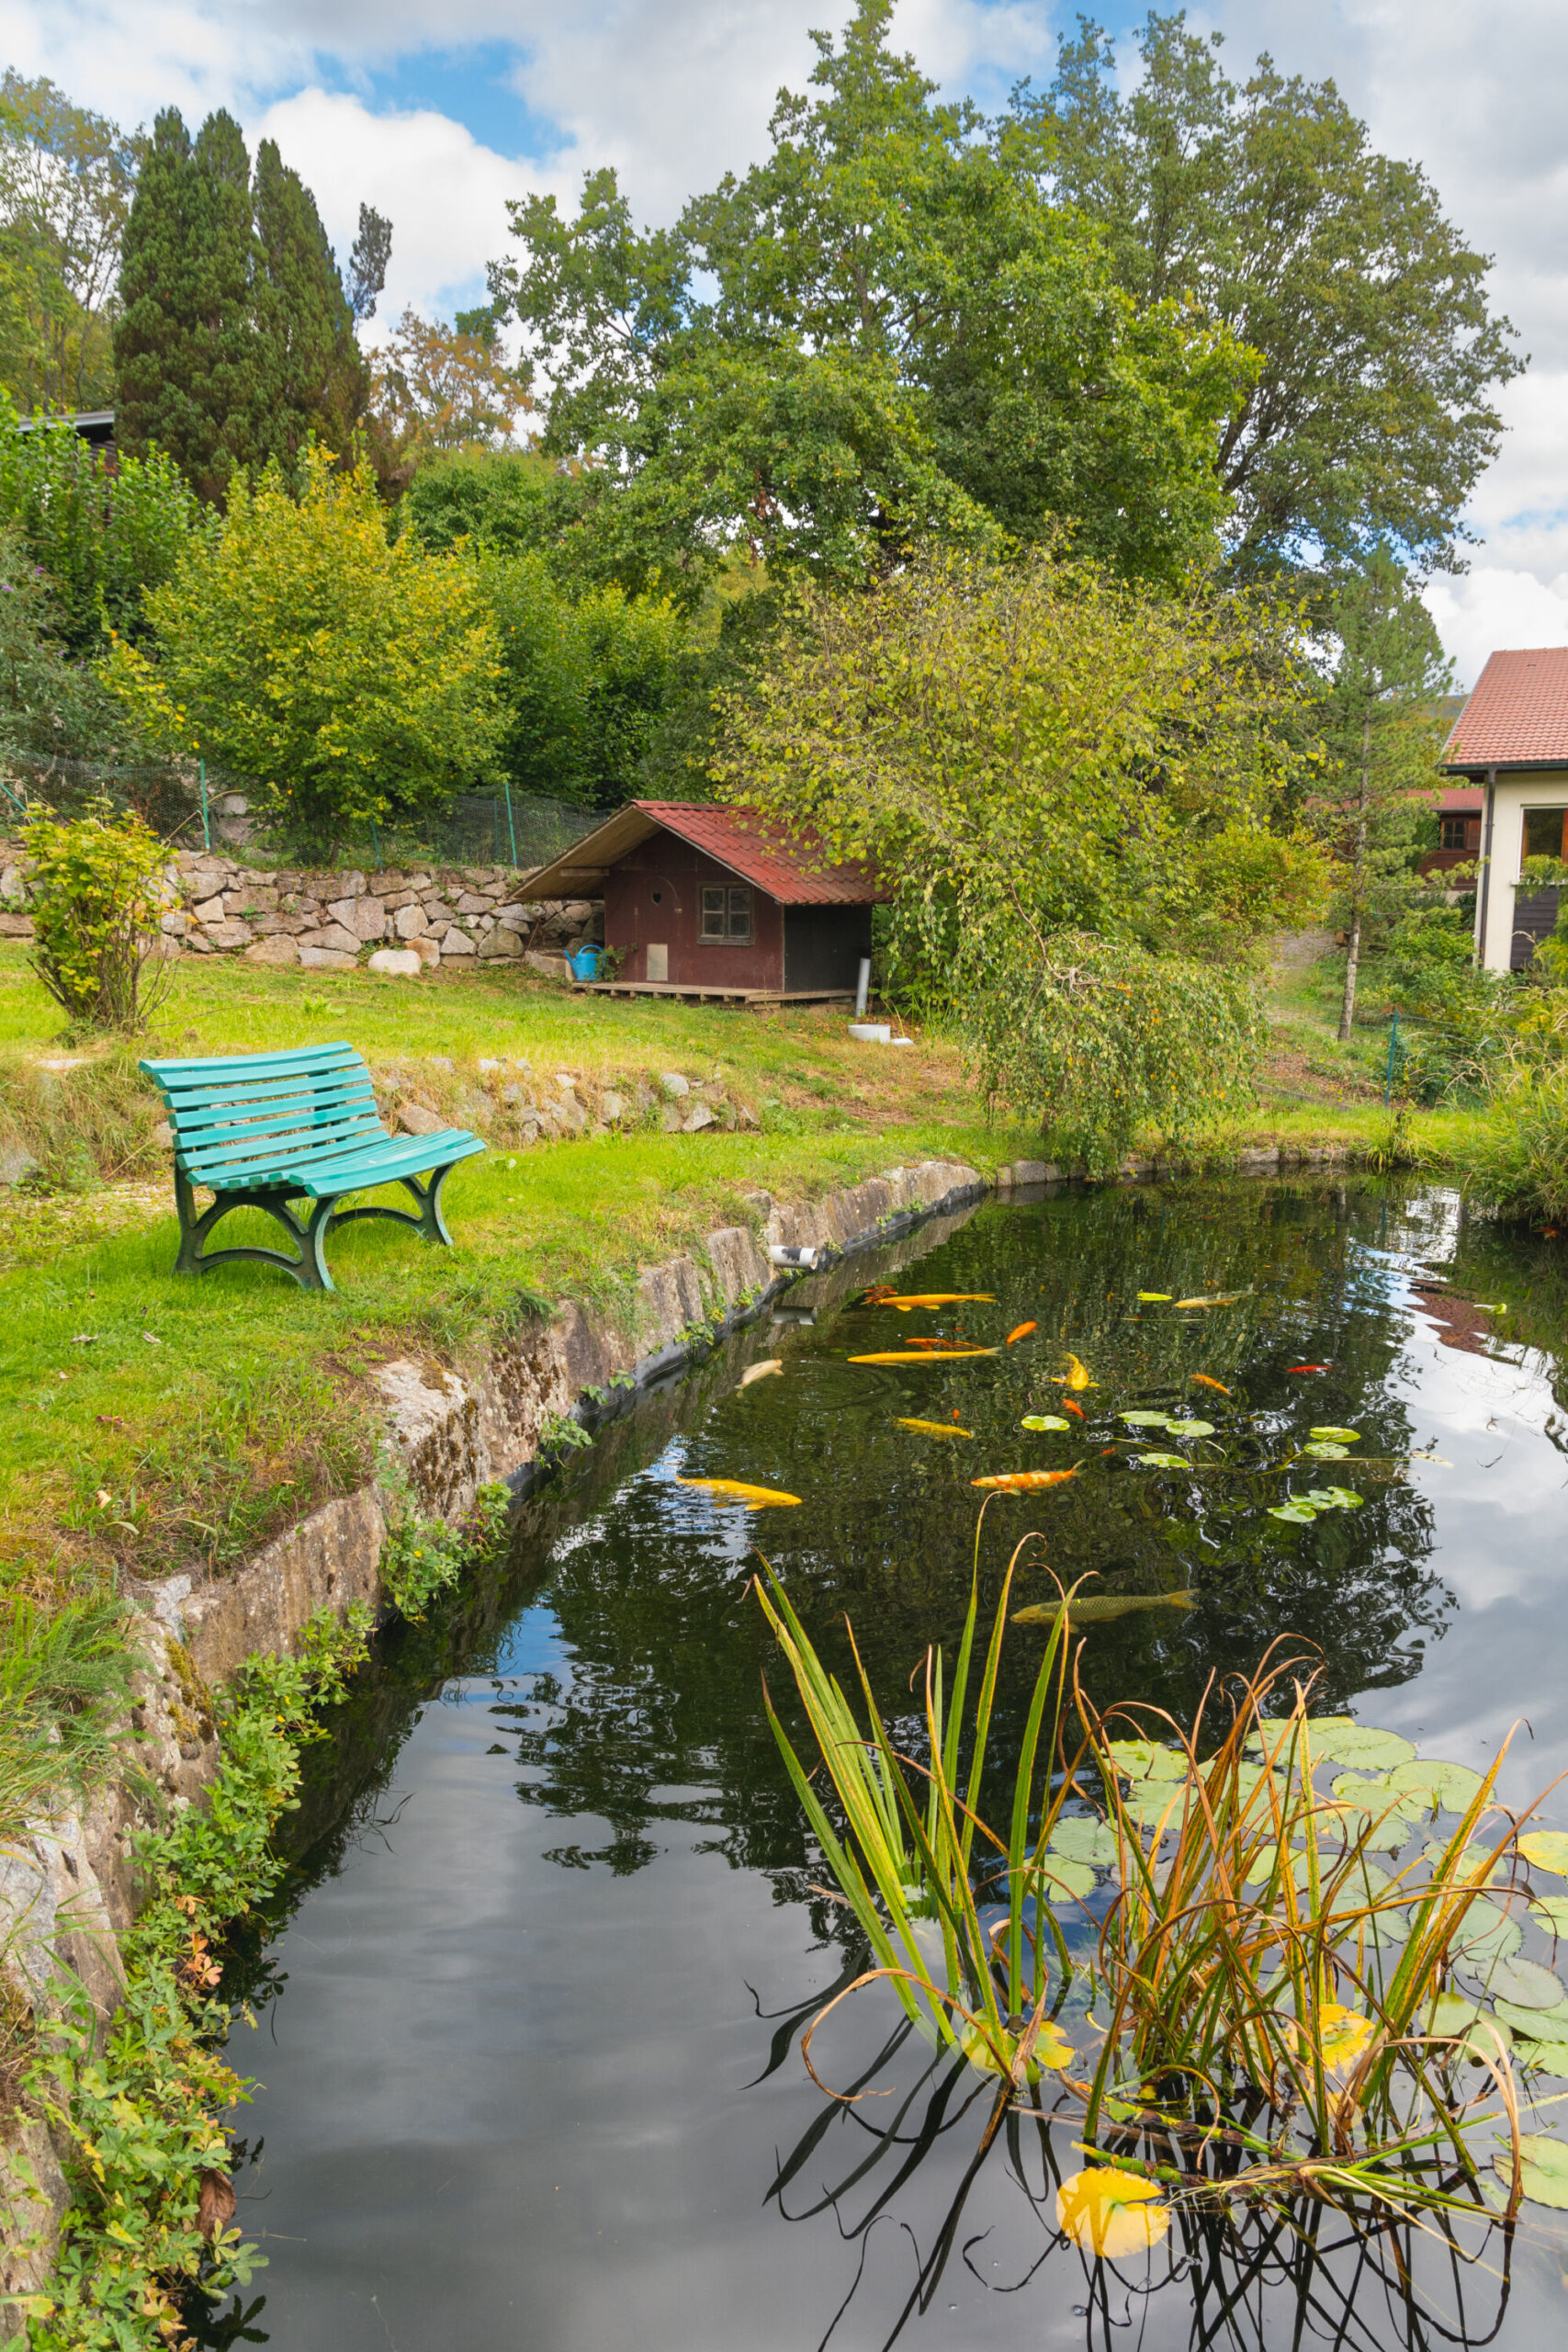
[212,1178,1568,2351]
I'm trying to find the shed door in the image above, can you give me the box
[784,904,873,992]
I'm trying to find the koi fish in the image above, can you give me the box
[1288,1363,1332,1374]
[972,1467,1081,1492]
[1062,1398,1086,1419]
[886,1294,998,1310]
[849,1349,998,1363]
[1190,1374,1231,1396]
[739,1360,784,1387]
[896,1418,974,1439]
[1172,1292,1249,1310]
[902,1335,952,1349]
[1006,1321,1037,1346]
[674,1476,801,1508]
[1013,1590,1197,1627]
[1137,1292,1172,1303]
[1055,1353,1097,1390]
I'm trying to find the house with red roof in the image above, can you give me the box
[516,802,889,1001]
[1440,649,1568,970]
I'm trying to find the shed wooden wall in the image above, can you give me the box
[604,828,784,989]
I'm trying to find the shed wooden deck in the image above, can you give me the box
[572,980,855,1006]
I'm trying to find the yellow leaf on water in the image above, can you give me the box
[673,1476,801,1509]
[1055,2165,1171,2258]
[960,2019,1074,2082]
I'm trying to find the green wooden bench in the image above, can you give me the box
[139,1042,487,1293]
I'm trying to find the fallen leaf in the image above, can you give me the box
[141,1331,162,1346]
[197,2168,236,2242]
[95,1488,111,1509]
[739,1360,784,1387]
[1171,1292,1248,1309]
[1006,1321,1037,1345]
[673,1476,801,1509]
[1055,2165,1170,2257]
[69,1334,97,1345]
[972,1467,1080,1492]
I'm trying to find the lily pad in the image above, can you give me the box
[1308,1427,1362,1444]
[1378,1757,1485,1818]
[1134,1452,1193,1469]
[1269,1502,1318,1523]
[1164,1418,1215,1438]
[1478,1954,1566,2010]
[1519,2041,1568,2076]
[1501,2132,1568,2211]
[1039,1855,1098,1901]
[1494,1994,1568,2040]
[1519,1830,1568,1878]
[1303,1442,1351,1459]
[1450,1898,1524,1962]
[1049,1816,1118,1870]
[1120,1781,1188,1834]
[1242,1842,1314,1892]
[1314,1723,1416,1773]
[1304,1486,1364,1510]
[1531,1896,1568,1938]
[1021,1414,1071,1432]
[1428,1991,1513,2055]
[1445,1840,1515,1887]
[1119,1411,1172,1429]
[1106,1737,1189,1782]
[1055,2165,1171,2257]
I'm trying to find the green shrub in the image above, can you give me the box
[378,1466,510,1621]
[20,797,172,1032]
[1451,1059,1568,1226]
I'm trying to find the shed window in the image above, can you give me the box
[1522,808,1568,863]
[1439,815,1472,850]
[701,885,752,941]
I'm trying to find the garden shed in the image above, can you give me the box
[1441,647,1568,969]
[517,802,887,1001]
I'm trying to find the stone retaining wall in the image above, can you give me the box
[0,842,603,977]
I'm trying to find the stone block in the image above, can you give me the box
[298,922,361,956]
[203,917,254,948]
[399,1102,446,1136]
[0,1144,39,1185]
[298,945,355,969]
[394,901,431,939]
[192,894,225,922]
[600,1091,626,1124]
[335,870,367,899]
[455,891,493,915]
[349,898,388,941]
[244,935,299,967]
[479,928,524,958]
[683,1103,716,1133]
[0,910,32,937]
[659,1071,690,1098]
[411,936,440,968]
[524,951,570,982]
[368,947,423,978]
[442,925,477,956]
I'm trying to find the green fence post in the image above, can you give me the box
[503,778,518,867]
[370,817,382,872]
[1383,1009,1401,1106]
[199,759,210,851]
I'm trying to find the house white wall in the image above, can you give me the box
[1475,771,1568,970]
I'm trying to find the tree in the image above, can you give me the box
[1020,15,1522,577]
[712,548,1325,1162]
[0,394,204,652]
[114,109,378,501]
[0,73,141,414]
[101,447,506,857]
[1312,549,1452,1038]
[346,202,391,324]
[0,524,122,765]
[369,307,532,472]
[486,0,1247,597]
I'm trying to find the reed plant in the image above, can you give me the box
[758,1535,1565,2230]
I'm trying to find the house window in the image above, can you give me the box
[1522,808,1568,863]
[1439,815,1471,850]
[700,885,752,941]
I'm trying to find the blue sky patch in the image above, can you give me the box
[325,40,574,163]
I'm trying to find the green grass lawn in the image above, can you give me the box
[0,940,1480,1603]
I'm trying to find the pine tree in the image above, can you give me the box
[114,108,255,501]
[1315,550,1453,1038]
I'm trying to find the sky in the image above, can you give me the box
[10,0,1568,687]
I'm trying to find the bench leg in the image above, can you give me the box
[328,1167,456,1249]
[170,1175,339,1294]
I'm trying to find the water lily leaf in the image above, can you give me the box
[1134,1451,1193,1469]
[1302,1442,1351,1459]
[1495,1994,1568,2039]
[1164,1418,1214,1438]
[1427,1992,1513,2054]
[1531,1896,1568,1938]
[1446,1841,1515,1887]
[961,2019,1073,2081]
[1520,2041,1568,2076]
[1379,1758,1486,1817]
[1314,1723,1416,1772]
[1119,1411,1172,1428]
[1450,1898,1523,1962]
[1478,1954,1566,2010]
[1039,1856,1098,1901]
[1242,1842,1314,1891]
[1107,1738,1188,1782]
[1308,1427,1362,1443]
[1519,1830,1568,1878]
[1316,2003,1376,2075]
[1501,2132,1568,2211]
[1021,1414,1071,1432]
[1055,2165,1171,2257]
[1049,1816,1118,1869]
[1303,1486,1365,1510]
[1269,1502,1318,1523]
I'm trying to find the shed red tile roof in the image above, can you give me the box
[517,801,888,903]
[1442,648,1568,767]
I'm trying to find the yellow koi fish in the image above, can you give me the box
[886,1294,998,1310]
[895,1418,975,1439]
[849,1349,998,1363]
[972,1466,1081,1493]
[1055,1353,1097,1391]
[674,1476,801,1509]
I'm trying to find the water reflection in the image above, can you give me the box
[211,1180,1568,2351]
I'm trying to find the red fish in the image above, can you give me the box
[1062,1398,1086,1419]
[1006,1321,1038,1346]
[1288,1364,1331,1374]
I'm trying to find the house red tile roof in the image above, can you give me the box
[1442,648,1568,767]
[517,801,887,903]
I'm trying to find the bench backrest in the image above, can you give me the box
[140,1042,387,1190]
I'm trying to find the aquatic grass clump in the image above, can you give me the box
[758,1538,1568,2241]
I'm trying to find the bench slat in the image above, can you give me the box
[181,1107,389,1162]
[172,1081,380,1139]
[142,1041,364,1084]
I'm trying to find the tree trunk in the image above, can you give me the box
[1337,715,1372,1042]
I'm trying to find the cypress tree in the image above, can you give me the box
[114,107,255,501]
[252,138,367,465]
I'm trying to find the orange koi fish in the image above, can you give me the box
[1191,1374,1231,1396]
[849,1349,998,1363]
[886,1294,998,1310]
[1062,1398,1086,1419]
[1288,1363,1331,1375]
[1006,1321,1038,1346]
[971,1467,1081,1493]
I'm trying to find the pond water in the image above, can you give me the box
[213,1180,1568,2352]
